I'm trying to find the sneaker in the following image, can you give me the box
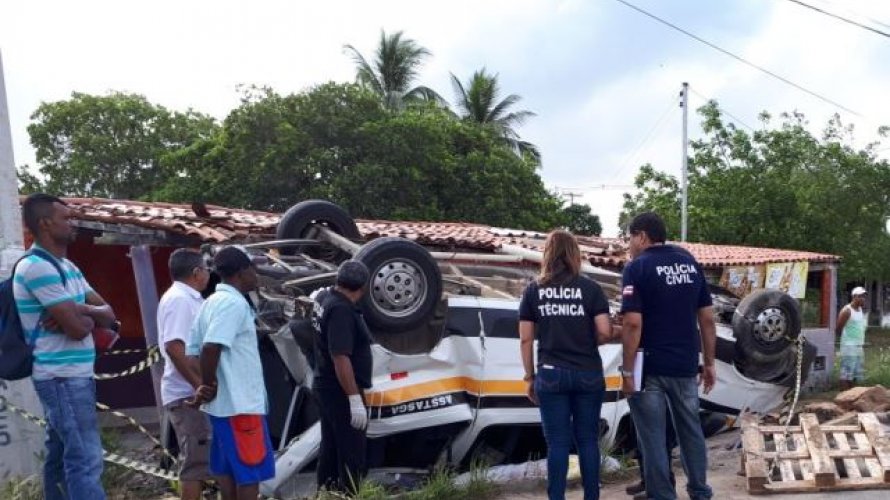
[625,481,645,495]
[632,492,648,500]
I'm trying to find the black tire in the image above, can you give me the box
[734,339,816,387]
[276,200,361,256]
[355,237,443,333]
[732,289,801,357]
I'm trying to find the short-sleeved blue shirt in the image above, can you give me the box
[187,283,267,417]
[620,245,712,377]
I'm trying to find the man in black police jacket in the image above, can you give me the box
[312,260,373,493]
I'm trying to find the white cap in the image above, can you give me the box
[851,286,867,296]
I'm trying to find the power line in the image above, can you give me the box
[611,0,861,116]
[813,0,890,31]
[782,0,890,39]
[608,94,678,183]
[688,89,757,132]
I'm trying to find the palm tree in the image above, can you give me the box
[344,30,444,110]
[450,68,540,162]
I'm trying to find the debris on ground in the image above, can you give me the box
[739,385,890,495]
[835,385,890,413]
[453,455,622,488]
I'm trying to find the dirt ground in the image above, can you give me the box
[112,421,890,499]
[498,430,890,500]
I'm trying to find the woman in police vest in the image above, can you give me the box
[519,229,615,500]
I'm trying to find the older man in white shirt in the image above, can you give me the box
[157,249,211,500]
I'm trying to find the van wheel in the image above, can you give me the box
[732,289,801,357]
[735,339,816,387]
[276,200,361,257]
[355,237,442,333]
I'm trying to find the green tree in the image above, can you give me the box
[450,68,539,161]
[157,82,563,230]
[562,203,602,236]
[621,101,890,282]
[26,92,217,199]
[16,165,44,194]
[154,83,386,211]
[619,163,680,236]
[344,30,444,110]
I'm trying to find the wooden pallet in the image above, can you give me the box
[741,412,890,494]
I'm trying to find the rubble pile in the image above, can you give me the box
[797,385,890,424]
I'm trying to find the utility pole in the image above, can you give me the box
[0,49,44,478]
[561,190,583,206]
[680,82,689,242]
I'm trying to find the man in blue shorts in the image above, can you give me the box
[188,246,274,500]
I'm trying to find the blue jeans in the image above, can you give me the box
[535,365,605,500]
[33,377,105,500]
[628,375,711,500]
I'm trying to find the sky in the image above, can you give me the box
[2,0,889,236]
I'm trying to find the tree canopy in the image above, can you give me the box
[450,68,539,162]
[23,92,217,198]
[344,30,444,110]
[149,83,564,230]
[621,101,890,282]
[562,203,602,236]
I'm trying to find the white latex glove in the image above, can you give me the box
[348,394,368,431]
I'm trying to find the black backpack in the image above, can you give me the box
[0,249,67,380]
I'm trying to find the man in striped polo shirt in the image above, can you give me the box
[13,193,118,500]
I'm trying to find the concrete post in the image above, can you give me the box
[129,245,165,421]
[0,49,44,478]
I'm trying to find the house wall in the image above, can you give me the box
[802,327,834,392]
[66,234,176,410]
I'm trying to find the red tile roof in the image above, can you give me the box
[64,198,280,242]
[58,198,839,268]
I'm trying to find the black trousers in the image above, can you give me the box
[314,386,367,493]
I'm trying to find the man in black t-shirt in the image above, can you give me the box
[620,212,716,500]
[312,260,372,493]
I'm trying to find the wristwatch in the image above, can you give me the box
[523,373,535,381]
[618,366,634,377]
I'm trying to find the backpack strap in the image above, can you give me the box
[27,248,68,288]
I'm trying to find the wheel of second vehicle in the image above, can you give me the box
[732,289,801,357]
[276,200,361,255]
[734,339,816,387]
[355,237,443,333]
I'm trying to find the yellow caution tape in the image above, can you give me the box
[94,346,160,380]
[0,396,180,482]
[104,450,179,481]
[95,402,177,465]
[101,347,150,356]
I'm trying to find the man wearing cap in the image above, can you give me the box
[188,246,274,500]
[312,260,373,493]
[836,286,868,390]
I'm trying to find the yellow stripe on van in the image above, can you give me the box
[365,375,622,406]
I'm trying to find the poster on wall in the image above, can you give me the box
[764,261,809,298]
[719,265,766,298]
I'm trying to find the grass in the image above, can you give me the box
[862,327,890,387]
[599,436,638,485]
[827,327,890,388]
[313,460,499,500]
[0,474,43,500]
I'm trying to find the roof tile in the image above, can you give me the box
[57,198,839,267]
